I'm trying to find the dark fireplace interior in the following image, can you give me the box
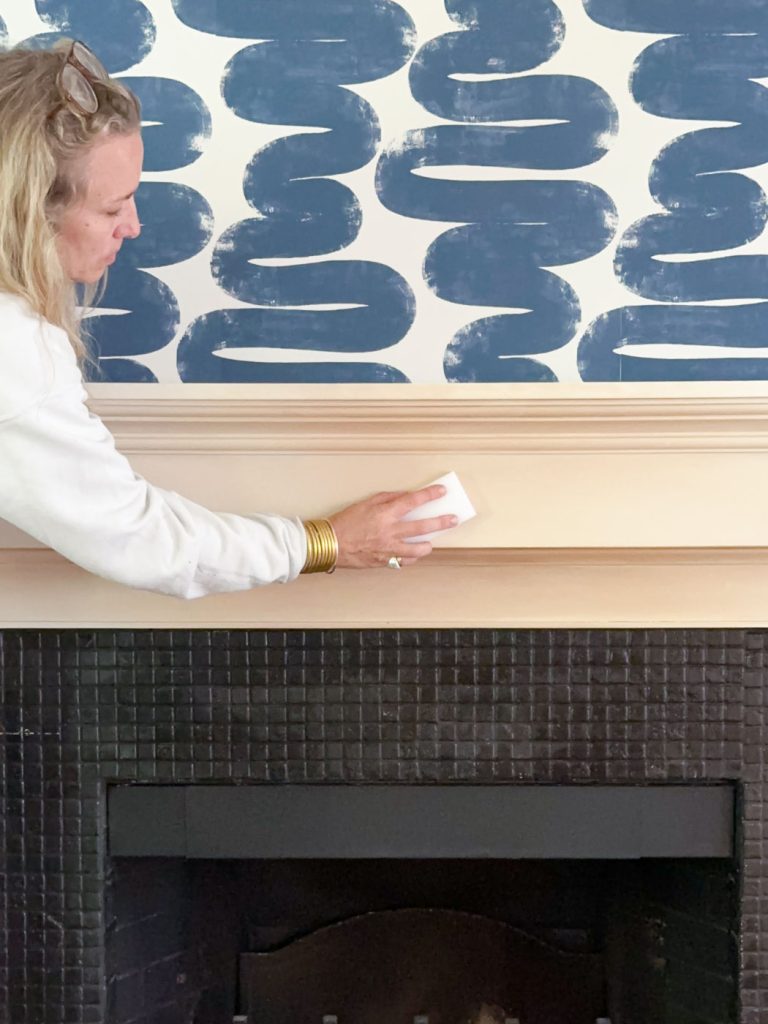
[106,855,738,1024]
[2,628,765,1024]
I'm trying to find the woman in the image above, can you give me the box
[0,40,456,598]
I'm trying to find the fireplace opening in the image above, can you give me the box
[105,855,738,1024]
[105,783,738,1023]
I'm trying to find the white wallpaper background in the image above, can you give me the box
[3,0,768,385]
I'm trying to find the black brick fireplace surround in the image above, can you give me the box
[1,628,765,1024]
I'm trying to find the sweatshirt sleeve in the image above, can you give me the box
[0,312,307,598]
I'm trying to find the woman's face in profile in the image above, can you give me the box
[56,131,143,284]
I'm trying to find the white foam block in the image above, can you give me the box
[401,471,477,543]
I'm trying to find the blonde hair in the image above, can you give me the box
[0,40,141,357]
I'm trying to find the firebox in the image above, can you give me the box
[105,785,736,1024]
[1,629,761,1023]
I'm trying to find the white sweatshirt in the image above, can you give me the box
[0,292,307,598]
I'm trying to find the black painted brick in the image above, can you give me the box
[0,629,764,1022]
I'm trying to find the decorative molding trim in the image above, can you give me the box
[87,383,768,454]
[435,547,768,567]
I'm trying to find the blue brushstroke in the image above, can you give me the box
[30,0,155,70]
[579,0,768,381]
[84,183,212,381]
[377,0,617,382]
[173,0,415,59]
[211,223,412,352]
[94,359,158,383]
[580,306,768,381]
[176,0,416,383]
[583,0,768,35]
[126,77,211,170]
[88,266,178,362]
[178,311,409,383]
[412,0,564,90]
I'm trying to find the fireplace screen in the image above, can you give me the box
[240,907,604,1024]
[105,854,736,1024]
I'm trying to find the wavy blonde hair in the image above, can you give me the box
[0,40,141,357]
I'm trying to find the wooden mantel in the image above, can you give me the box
[3,382,768,628]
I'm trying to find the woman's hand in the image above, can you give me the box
[329,485,457,569]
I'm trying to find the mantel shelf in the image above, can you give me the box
[4,384,768,626]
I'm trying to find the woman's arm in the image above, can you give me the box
[0,381,308,597]
[0,313,455,596]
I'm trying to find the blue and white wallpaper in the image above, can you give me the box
[3,0,768,384]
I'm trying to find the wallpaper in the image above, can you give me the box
[2,0,767,384]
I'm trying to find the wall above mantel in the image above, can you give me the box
[3,383,768,628]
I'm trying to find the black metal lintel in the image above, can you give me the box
[108,783,734,860]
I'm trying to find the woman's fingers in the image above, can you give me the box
[368,489,407,506]
[391,541,432,561]
[396,513,457,540]
[390,484,446,515]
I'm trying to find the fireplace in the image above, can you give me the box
[0,628,760,1023]
[104,855,737,1024]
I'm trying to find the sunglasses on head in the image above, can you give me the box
[57,40,109,116]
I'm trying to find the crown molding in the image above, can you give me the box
[86,383,768,455]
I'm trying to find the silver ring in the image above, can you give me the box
[387,556,402,570]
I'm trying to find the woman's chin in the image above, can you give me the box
[71,268,107,285]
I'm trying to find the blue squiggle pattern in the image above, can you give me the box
[9,0,766,384]
[87,182,212,380]
[88,76,213,381]
[377,0,618,382]
[129,76,211,171]
[581,0,768,34]
[579,0,768,381]
[172,0,413,54]
[84,90,213,381]
[175,0,414,382]
[31,0,155,70]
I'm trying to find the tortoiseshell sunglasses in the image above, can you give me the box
[56,40,109,116]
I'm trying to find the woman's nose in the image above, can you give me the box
[117,199,141,239]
